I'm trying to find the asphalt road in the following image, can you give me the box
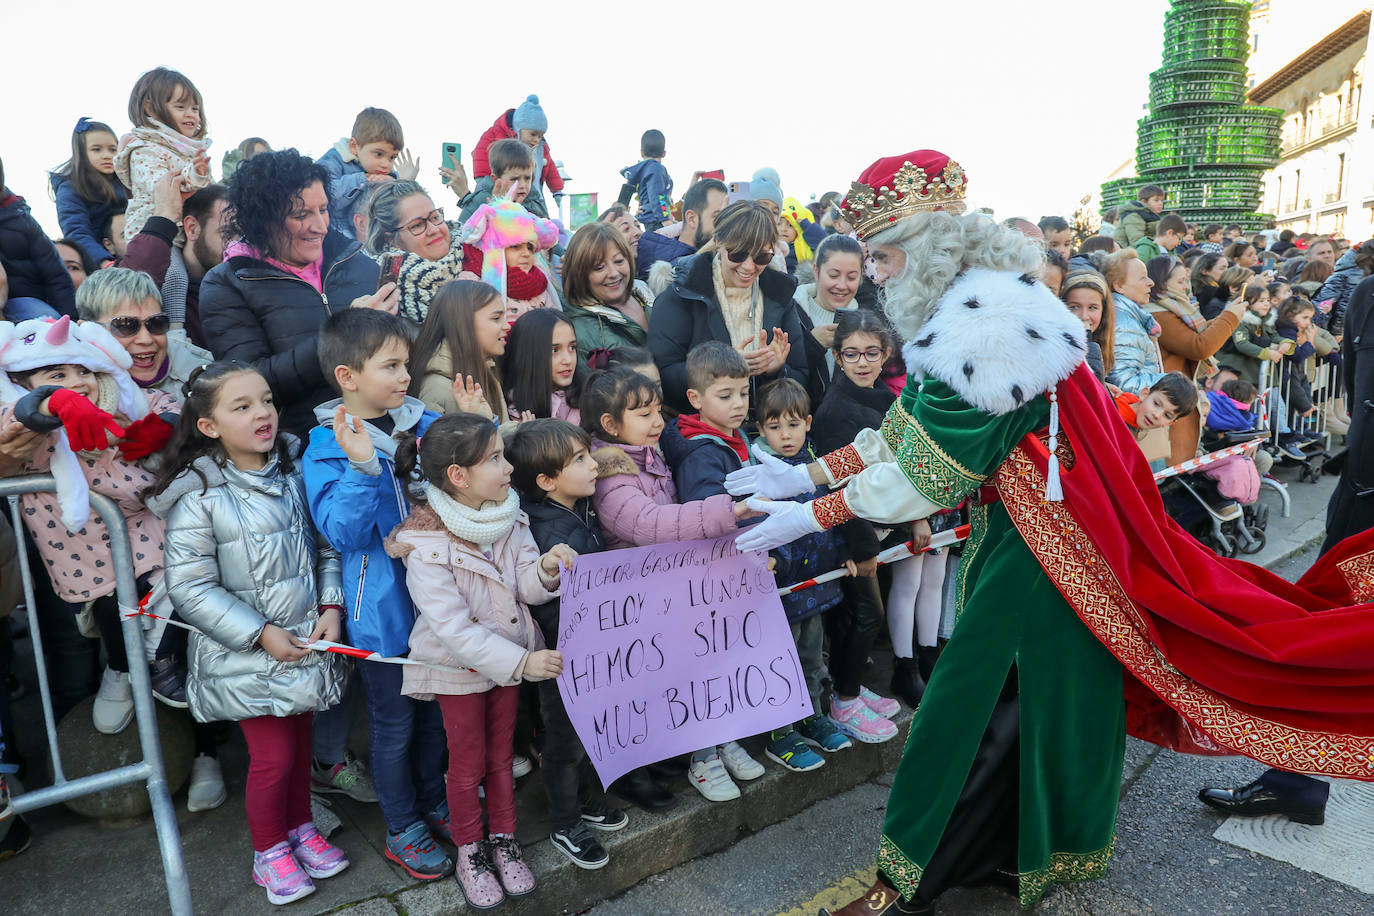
[588,542,1374,916]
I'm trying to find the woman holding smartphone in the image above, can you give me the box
[363,179,471,324]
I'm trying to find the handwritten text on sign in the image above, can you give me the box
[556,536,811,788]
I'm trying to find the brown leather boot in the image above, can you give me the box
[819,880,935,915]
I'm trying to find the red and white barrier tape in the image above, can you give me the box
[1150,440,1256,482]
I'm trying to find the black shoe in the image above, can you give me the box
[150,658,188,708]
[916,645,942,684]
[550,822,609,870]
[648,756,686,779]
[1197,780,1326,825]
[888,656,926,708]
[611,767,677,811]
[579,798,629,831]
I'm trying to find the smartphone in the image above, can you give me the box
[441,142,462,183]
[378,253,403,292]
[727,180,751,204]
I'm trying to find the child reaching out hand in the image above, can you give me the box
[384,412,575,910]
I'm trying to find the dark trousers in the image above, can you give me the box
[537,677,595,830]
[826,575,884,699]
[357,659,447,834]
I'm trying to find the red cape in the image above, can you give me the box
[997,363,1374,780]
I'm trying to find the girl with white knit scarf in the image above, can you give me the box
[384,412,574,910]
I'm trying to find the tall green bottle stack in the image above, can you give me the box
[1102,0,1281,229]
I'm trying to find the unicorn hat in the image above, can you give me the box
[459,197,562,301]
[0,316,149,532]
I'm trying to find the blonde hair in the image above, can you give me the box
[1102,249,1140,290]
[867,210,1045,341]
[1219,266,1254,291]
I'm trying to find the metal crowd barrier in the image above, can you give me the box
[3,475,192,915]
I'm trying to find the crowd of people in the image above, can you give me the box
[0,67,1360,910]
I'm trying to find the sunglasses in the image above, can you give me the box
[726,248,774,266]
[107,314,170,338]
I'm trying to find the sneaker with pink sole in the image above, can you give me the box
[252,841,315,906]
[858,686,901,719]
[489,833,536,896]
[828,697,898,744]
[287,822,349,879]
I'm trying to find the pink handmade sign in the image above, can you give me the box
[556,536,811,788]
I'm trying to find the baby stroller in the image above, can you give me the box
[1161,432,1270,557]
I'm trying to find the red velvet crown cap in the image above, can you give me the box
[841,149,968,239]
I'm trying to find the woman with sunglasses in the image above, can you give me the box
[647,200,807,412]
[74,266,211,396]
[363,180,466,324]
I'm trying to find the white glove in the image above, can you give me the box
[734,497,823,553]
[724,443,816,499]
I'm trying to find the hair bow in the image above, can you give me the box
[74,117,95,134]
[586,348,612,371]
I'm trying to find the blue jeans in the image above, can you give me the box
[357,658,447,834]
[312,666,359,763]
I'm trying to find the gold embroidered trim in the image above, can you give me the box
[820,444,866,484]
[876,834,924,901]
[955,502,990,624]
[996,443,1374,779]
[812,490,857,530]
[888,400,984,509]
[1017,838,1116,906]
[1336,551,1374,603]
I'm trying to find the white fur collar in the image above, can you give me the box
[901,268,1086,416]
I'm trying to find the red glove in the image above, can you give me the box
[118,413,175,461]
[47,388,125,452]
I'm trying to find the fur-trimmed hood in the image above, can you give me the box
[903,268,1086,415]
[590,443,641,479]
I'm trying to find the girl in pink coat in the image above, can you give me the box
[385,412,575,910]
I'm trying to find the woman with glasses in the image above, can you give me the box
[363,180,466,324]
[647,200,807,412]
[200,149,389,438]
[74,266,210,397]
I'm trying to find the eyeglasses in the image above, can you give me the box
[726,248,773,266]
[839,347,885,364]
[398,208,445,237]
[107,314,170,338]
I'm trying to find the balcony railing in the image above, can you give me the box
[1281,106,1358,154]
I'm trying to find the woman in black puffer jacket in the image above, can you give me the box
[200,149,386,437]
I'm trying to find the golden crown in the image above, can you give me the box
[843,159,968,240]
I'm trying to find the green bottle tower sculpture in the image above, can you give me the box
[1102,0,1282,230]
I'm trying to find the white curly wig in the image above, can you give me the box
[870,211,1047,342]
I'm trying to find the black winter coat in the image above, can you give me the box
[1323,275,1374,553]
[0,191,76,318]
[647,251,807,412]
[522,494,607,646]
[811,372,896,561]
[199,231,378,438]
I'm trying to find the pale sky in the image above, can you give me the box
[4,0,1174,238]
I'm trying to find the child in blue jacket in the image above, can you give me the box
[49,118,129,267]
[618,130,673,232]
[301,310,451,881]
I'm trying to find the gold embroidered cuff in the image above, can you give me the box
[812,490,857,530]
[820,444,866,485]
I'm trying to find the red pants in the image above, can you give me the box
[239,713,313,852]
[437,687,518,845]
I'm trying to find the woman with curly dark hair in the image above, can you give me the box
[200,148,392,436]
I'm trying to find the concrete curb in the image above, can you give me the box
[388,722,912,915]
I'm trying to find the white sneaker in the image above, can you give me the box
[717,740,764,781]
[688,752,739,802]
[187,755,227,812]
[92,667,134,735]
[513,754,533,779]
